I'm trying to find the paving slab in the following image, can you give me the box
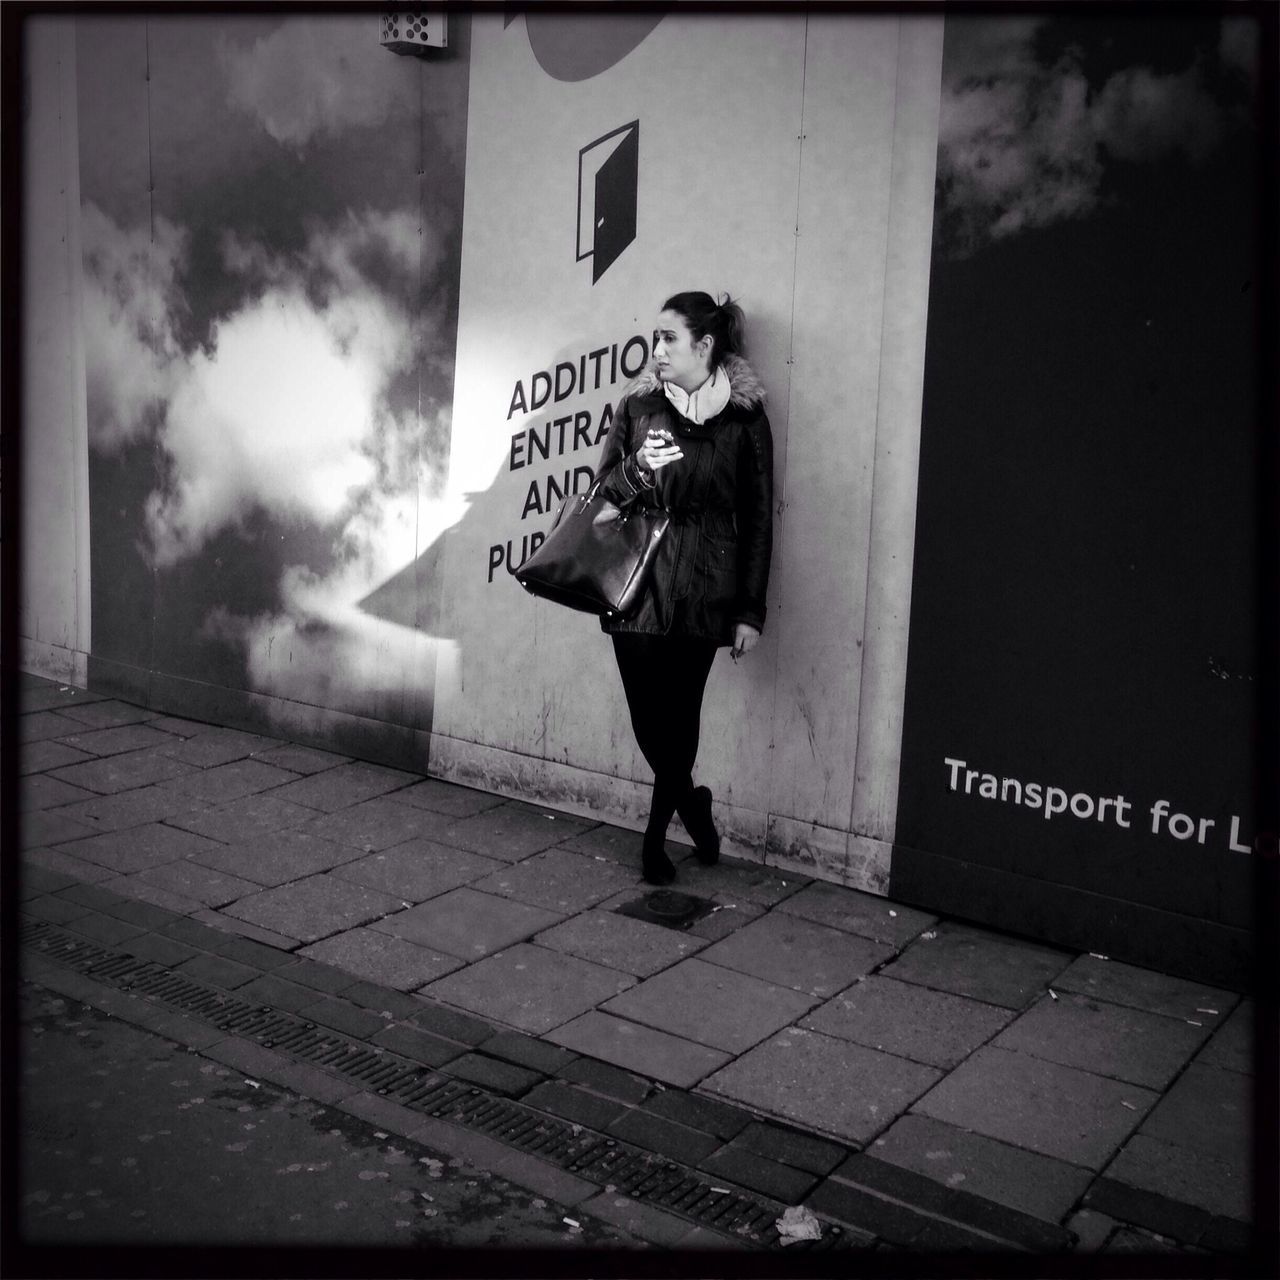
[470,847,640,914]
[420,943,634,1035]
[533,908,707,976]
[55,699,160,729]
[263,761,419,812]
[186,829,366,886]
[48,822,226,874]
[879,921,1073,1009]
[1053,954,1238,1024]
[20,709,98,742]
[1194,998,1253,1074]
[992,991,1211,1089]
[1136,1061,1253,1165]
[299,927,463,991]
[661,856,807,907]
[912,1045,1158,1168]
[558,823,649,867]
[1106,1132,1251,1223]
[154,758,299,804]
[327,840,503,901]
[18,740,96,774]
[801,975,1015,1069]
[703,1025,942,1146]
[557,1056,652,1103]
[601,957,819,1054]
[776,879,939,946]
[164,793,319,845]
[20,775,97,810]
[295,795,447,853]
[131,860,262,908]
[23,846,117,883]
[55,723,184,758]
[18,683,108,713]
[21,894,94,924]
[478,1030,579,1076]
[867,1112,1093,1224]
[223,874,405,944]
[193,909,301,952]
[441,801,594,862]
[154,725,282,767]
[144,714,208,738]
[18,863,79,897]
[52,784,211,833]
[371,887,563,959]
[547,1010,731,1088]
[19,810,103,850]
[47,747,198,794]
[697,911,894,997]
[250,743,351,775]
[385,777,506,818]
[732,1121,848,1175]
[683,898,767,942]
[101,875,206,916]
[1103,1224,1186,1253]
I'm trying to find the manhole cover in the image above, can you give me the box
[614,890,717,931]
[645,890,700,918]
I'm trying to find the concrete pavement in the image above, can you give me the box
[12,671,1268,1260]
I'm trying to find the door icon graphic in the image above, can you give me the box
[577,122,639,284]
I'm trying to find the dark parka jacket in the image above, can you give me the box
[595,354,774,646]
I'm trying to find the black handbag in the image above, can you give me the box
[514,478,670,617]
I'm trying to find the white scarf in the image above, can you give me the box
[663,364,731,425]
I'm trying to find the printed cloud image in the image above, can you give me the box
[76,13,469,729]
[933,14,1258,254]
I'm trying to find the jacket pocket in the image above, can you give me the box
[699,528,738,613]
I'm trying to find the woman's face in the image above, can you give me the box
[653,310,711,392]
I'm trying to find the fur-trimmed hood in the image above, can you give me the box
[621,352,767,412]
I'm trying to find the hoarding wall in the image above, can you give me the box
[21,12,1262,985]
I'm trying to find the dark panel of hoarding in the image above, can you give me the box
[893,14,1263,988]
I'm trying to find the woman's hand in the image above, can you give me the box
[730,624,760,661]
[638,428,683,475]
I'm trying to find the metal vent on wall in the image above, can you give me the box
[380,11,447,54]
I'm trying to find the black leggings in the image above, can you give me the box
[612,633,719,837]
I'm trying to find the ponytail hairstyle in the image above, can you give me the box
[662,291,746,373]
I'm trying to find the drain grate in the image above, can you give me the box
[20,914,858,1250]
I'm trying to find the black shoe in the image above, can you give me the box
[642,832,677,885]
[680,786,720,865]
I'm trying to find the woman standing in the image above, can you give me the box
[595,292,774,884]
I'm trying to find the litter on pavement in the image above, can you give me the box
[775,1204,822,1246]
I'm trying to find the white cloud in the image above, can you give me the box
[143,287,383,564]
[936,18,1245,255]
[1092,65,1225,164]
[81,203,187,448]
[221,18,416,149]
[82,200,455,714]
[76,204,433,567]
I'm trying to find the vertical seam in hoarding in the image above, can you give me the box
[144,19,159,703]
[414,60,426,736]
[849,19,903,846]
[61,21,92,663]
[765,14,810,851]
